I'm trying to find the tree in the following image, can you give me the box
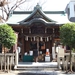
[0,23,17,50]
[0,23,17,71]
[0,0,28,22]
[60,23,75,72]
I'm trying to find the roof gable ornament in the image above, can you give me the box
[34,3,42,10]
[33,12,43,18]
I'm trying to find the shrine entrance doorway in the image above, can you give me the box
[25,36,52,62]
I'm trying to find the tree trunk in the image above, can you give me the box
[69,47,72,71]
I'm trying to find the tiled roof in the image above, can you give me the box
[6,4,71,25]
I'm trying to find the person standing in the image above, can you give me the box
[33,49,38,62]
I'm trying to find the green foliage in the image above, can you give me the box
[0,24,17,49]
[60,23,75,71]
[60,23,75,48]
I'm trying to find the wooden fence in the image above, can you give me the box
[0,50,18,72]
[57,51,75,71]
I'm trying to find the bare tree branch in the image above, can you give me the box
[0,0,9,6]
[0,0,27,22]
[10,0,26,11]
[0,0,46,22]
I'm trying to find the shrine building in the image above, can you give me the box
[6,4,70,62]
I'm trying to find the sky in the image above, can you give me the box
[15,0,71,11]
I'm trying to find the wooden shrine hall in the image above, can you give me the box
[7,4,70,62]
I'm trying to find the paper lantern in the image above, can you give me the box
[34,36,36,41]
[40,37,43,41]
[47,37,49,41]
[25,36,28,41]
[31,37,32,41]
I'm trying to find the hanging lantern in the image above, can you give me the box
[34,36,36,41]
[37,37,39,42]
[47,37,49,41]
[25,36,28,41]
[31,37,32,41]
[40,37,43,41]
[27,36,28,41]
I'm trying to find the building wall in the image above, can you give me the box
[66,0,75,22]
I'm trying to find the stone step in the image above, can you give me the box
[14,67,58,71]
[14,65,58,70]
[14,62,58,70]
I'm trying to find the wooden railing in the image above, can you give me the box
[0,51,18,72]
[57,52,75,70]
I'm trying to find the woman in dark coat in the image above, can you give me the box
[33,49,38,62]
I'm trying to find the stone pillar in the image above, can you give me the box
[15,50,18,66]
[52,46,56,60]
[7,56,9,72]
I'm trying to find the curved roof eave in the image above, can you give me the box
[19,9,37,23]
[19,6,56,23]
[20,18,58,27]
[37,8,56,22]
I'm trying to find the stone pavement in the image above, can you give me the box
[0,70,75,75]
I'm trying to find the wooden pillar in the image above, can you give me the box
[21,28,24,59]
[13,32,18,52]
[21,36,24,57]
[37,37,39,51]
